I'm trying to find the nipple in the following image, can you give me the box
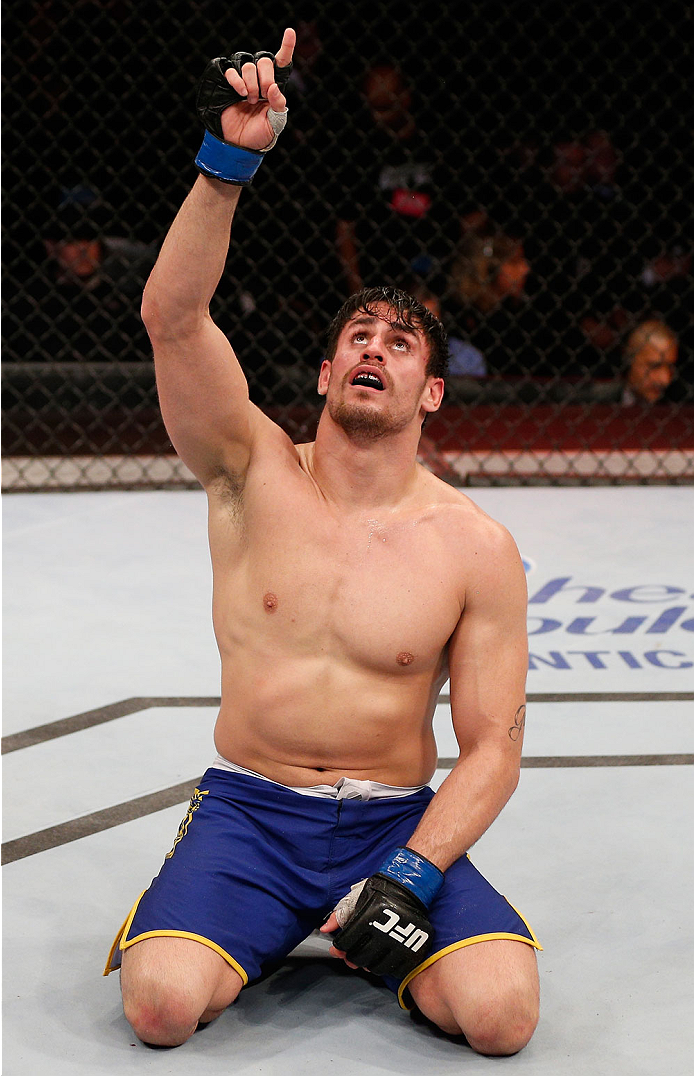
[263,592,279,611]
[396,651,414,666]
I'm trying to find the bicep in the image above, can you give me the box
[448,536,528,753]
[152,314,262,485]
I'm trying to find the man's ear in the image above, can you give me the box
[317,359,332,396]
[421,377,444,414]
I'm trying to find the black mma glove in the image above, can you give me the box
[331,847,444,978]
[194,49,292,185]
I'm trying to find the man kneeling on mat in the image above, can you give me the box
[104,27,541,1055]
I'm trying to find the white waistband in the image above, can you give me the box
[209,754,425,801]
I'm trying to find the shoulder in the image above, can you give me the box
[417,473,524,584]
[417,471,508,536]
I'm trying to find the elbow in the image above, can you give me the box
[140,279,168,337]
[492,741,523,800]
[504,743,523,801]
[141,285,206,343]
[140,282,172,335]
[489,755,521,815]
[480,744,520,801]
[140,286,158,333]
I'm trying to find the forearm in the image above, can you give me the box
[406,743,520,872]
[322,744,520,974]
[142,176,241,339]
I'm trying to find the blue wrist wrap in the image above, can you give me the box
[195,130,264,186]
[376,847,444,907]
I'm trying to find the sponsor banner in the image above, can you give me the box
[524,563,694,687]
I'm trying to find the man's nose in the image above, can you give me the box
[362,343,385,362]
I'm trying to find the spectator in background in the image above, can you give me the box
[36,192,154,362]
[445,227,543,377]
[514,128,631,377]
[409,280,487,377]
[332,61,459,297]
[621,320,678,405]
[450,230,530,312]
[536,129,691,389]
[572,232,691,381]
[45,191,154,299]
[546,129,621,202]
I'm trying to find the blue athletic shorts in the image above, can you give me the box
[105,769,541,1008]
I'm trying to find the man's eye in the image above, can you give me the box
[352,332,367,343]
[393,338,410,351]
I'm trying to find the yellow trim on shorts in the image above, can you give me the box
[102,889,249,985]
[104,890,146,975]
[397,930,543,1010]
[103,910,133,975]
[506,899,542,945]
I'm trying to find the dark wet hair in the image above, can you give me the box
[324,285,449,379]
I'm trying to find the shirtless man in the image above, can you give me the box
[105,28,541,1055]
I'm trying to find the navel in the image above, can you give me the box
[396,651,414,666]
[263,592,279,612]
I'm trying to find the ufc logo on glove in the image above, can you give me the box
[370,908,430,952]
[330,847,443,977]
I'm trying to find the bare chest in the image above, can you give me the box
[211,492,464,673]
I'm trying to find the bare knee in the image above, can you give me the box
[120,939,242,1047]
[123,986,200,1047]
[121,958,210,1047]
[464,998,538,1056]
[409,939,540,1055]
[123,974,243,1046]
[411,970,539,1055]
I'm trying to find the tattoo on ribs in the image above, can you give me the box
[508,704,526,742]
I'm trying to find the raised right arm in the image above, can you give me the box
[141,179,254,485]
[141,29,296,487]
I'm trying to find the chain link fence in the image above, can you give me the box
[3,1,693,489]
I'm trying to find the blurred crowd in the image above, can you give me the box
[3,4,692,409]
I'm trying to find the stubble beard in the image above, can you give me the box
[328,395,413,441]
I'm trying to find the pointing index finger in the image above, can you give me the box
[274,26,296,68]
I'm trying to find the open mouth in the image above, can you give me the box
[350,369,385,391]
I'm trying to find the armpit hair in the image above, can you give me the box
[209,464,246,519]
